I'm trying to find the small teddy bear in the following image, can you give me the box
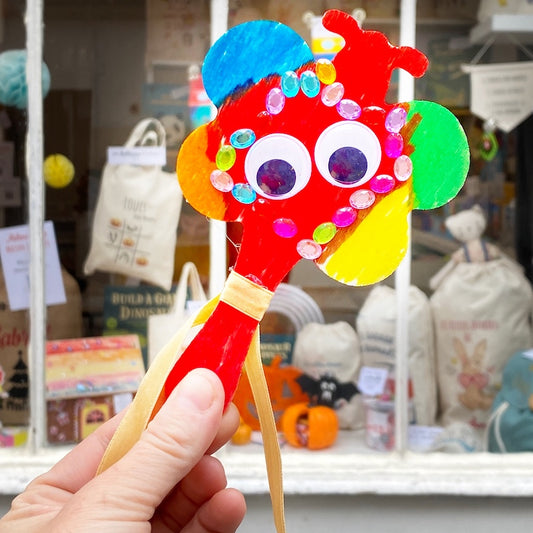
[429,204,501,290]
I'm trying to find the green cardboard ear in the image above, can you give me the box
[405,100,470,210]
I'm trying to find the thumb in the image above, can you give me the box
[77,368,225,520]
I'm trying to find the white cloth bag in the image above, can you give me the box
[430,258,533,430]
[147,262,207,366]
[356,284,438,426]
[84,118,182,290]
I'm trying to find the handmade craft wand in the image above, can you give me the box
[165,8,468,404]
[98,10,469,532]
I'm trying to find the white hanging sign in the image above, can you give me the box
[462,61,533,132]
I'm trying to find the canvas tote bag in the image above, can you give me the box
[431,258,533,431]
[147,261,207,365]
[84,118,182,290]
[356,284,438,426]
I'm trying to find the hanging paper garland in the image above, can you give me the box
[0,50,51,109]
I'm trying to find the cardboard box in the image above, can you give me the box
[46,335,145,444]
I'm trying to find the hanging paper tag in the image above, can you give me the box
[357,366,389,396]
[462,61,533,132]
[107,145,166,166]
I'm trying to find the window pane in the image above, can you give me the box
[0,0,31,447]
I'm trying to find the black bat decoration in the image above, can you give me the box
[296,373,359,408]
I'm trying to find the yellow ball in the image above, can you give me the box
[43,154,75,188]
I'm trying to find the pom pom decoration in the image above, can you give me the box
[98,10,470,533]
[43,154,75,188]
[0,50,51,109]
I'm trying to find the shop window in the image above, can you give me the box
[3,0,533,510]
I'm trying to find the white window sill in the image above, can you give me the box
[3,430,533,497]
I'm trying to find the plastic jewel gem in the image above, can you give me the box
[384,133,404,158]
[210,169,234,192]
[232,183,256,204]
[216,145,237,171]
[337,99,361,120]
[321,82,344,107]
[296,239,322,260]
[313,222,337,244]
[266,88,286,115]
[316,58,336,85]
[370,174,395,194]
[394,155,412,182]
[273,218,298,238]
[332,206,357,228]
[230,128,256,149]
[385,107,407,133]
[281,71,300,98]
[300,71,321,98]
[349,189,375,209]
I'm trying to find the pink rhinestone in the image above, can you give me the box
[332,206,357,227]
[385,133,404,158]
[321,82,345,107]
[394,155,413,182]
[266,88,286,115]
[296,239,322,260]
[210,169,234,192]
[336,99,361,120]
[349,189,375,209]
[385,107,407,133]
[273,218,298,238]
[370,174,395,194]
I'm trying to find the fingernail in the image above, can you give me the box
[177,369,216,412]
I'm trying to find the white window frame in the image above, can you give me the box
[3,0,533,501]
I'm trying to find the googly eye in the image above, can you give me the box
[244,133,312,200]
[314,121,382,188]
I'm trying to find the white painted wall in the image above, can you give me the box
[3,493,533,530]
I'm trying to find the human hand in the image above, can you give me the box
[1,368,246,532]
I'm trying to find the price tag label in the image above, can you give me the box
[113,392,134,413]
[408,425,444,451]
[357,366,388,396]
[186,299,206,314]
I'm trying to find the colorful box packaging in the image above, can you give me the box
[46,335,145,444]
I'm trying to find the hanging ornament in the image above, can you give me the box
[479,119,498,161]
[0,50,51,109]
[43,154,75,188]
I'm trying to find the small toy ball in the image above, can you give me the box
[44,154,75,188]
[0,49,51,109]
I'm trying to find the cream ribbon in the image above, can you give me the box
[97,278,285,533]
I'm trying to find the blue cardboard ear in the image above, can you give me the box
[202,20,314,107]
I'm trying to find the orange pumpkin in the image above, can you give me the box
[233,355,309,430]
[281,402,339,450]
[231,417,253,445]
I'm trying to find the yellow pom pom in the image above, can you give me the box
[43,154,75,188]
